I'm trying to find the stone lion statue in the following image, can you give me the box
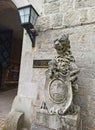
[48,34,80,94]
[45,34,80,115]
[36,34,81,130]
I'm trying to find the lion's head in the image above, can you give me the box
[54,34,70,56]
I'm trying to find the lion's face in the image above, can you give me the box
[54,40,67,55]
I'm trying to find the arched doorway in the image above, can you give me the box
[0,0,23,91]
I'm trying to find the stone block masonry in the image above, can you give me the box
[34,1,95,129]
[37,0,95,31]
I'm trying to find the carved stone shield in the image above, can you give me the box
[44,72,73,114]
[49,79,68,104]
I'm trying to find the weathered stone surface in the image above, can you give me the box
[6,111,24,130]
[75,0,95,8]
[78,9,88,23]
[32,124,50,130]
[50,13,63,28]
[87,8,95,23]
[60,0,73,13]
[35,23,95,130]
[36,112,62,129]
[64,9,88,26]
[32,111,81,130]
[64,11,78,26]
[44,2,60,15]
[61,112,81,129]
[36,16,50,31]
[36,0,95,31]
[35,0,95,128]
[35,109,81,130]
[44,0,59,3]
[31,121,82,130]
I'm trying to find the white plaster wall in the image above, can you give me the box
[11,0,29,8]
[29,0,43,15]
[11,0,43,14]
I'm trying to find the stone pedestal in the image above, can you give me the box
[31,107,82,130]
[36,111,62,129]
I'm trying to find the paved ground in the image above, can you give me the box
[0,89,17,129]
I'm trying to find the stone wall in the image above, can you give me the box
[37,0,95,31]
[33,0,95,130]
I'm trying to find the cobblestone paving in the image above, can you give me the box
[0,89,17,129]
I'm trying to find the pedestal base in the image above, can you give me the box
[31,108,82,130]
